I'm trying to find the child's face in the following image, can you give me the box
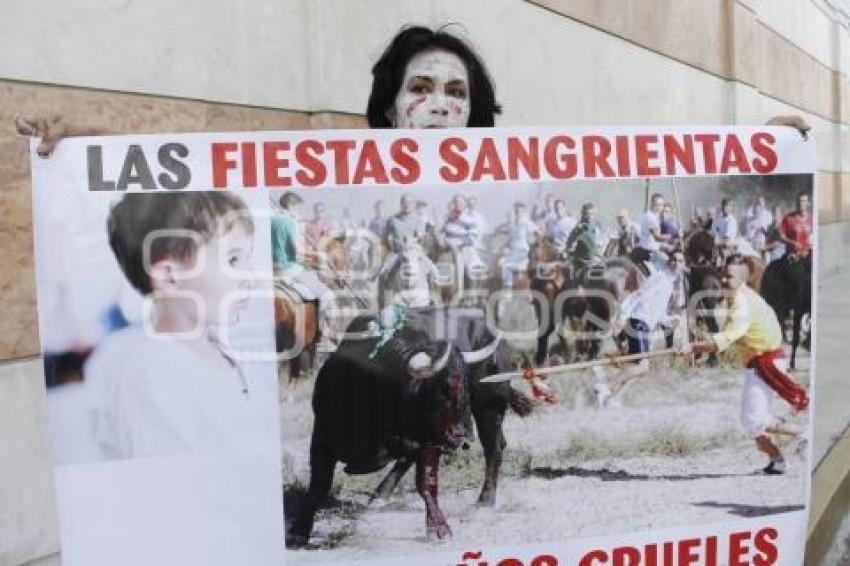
[180,226,255,327]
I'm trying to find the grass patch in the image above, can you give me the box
[548,426,743,467]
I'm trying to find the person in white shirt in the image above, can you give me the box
[594,251,685,406]
[441,194,474,248]
[745,196,773,233]
[547,199,576,249]
[635,193,671,268]
[441,194,484,284]
[85,192,274,460]
[463,195,488,250]
[498,202,540,287]
[743,198,772,254]
[714,198,739,258]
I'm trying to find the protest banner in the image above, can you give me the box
[30,125,815,565]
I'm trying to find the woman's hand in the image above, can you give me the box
[766,115,811,140]
[15,115,71,158]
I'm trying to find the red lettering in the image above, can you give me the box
[694,134,721,174]
[326,140,356,185]
[582,135,616,177]
[263,141,291,187]
[615,135,631,176]
[390,138,420,184]
[507,136,540,179]
[579,550,608,566]
[530,555,559,566]
[729,530,751,566]
[720,134,752,173]
[439,137,469,182]
[472,137,507,181]
[211,142,238,189]
[677,538,700,566]
[753,527,778,566]
[664,134,696,175]
[294,140,326,187]
[705,536,718,566]
[613,546,640,566]
[644,543,658,566]
[543,136,577,179]
[751,132,778,174]
[352,140,389,184]
[664,541,675,565]
[240,142,257,187]
[635,134,661,176]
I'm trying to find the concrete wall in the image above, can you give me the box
[0,1,848,564]
[0,361,59,566]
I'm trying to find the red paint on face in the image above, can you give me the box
[449,100,465,116]
[406,95,427,118]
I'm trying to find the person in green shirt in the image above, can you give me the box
[272,192,334,333]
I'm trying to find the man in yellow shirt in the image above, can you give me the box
[681,255,809,475]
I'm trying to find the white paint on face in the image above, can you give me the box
[392,49,471,129]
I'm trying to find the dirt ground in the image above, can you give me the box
[279,349,811,565]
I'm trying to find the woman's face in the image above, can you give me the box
[392,49,470,129]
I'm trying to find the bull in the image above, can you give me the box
[287,306,534,547]
[761,255,811,369]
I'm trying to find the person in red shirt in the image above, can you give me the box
[779,192,814,269]
[303,202,329,251]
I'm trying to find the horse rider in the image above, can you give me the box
[615,208,640,257]
[565,202,605,277]
[271,192,336,344]
[498,201,540,289]
[634,193,672,272]
[379,194,430,280]
[547,198,576,251]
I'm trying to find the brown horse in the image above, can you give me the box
[528,237,568,366]
[563,256,644,361]
[274,280,319,391]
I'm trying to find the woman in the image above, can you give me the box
[366,26,500,129]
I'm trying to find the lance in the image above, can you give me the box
[479,348,680,383]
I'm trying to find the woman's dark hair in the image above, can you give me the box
[367,26,502,128]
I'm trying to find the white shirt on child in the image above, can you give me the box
[85,326,276,460]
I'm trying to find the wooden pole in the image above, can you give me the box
[480,348,679,383]
[671,178,684,243]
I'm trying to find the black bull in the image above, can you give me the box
[288,307,535,546]
[761,256,812,369]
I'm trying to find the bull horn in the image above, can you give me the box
[408,344,451,380]
[461,332,502,365]
[430,343,452,374]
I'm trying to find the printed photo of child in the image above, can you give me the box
[43,191,279,462]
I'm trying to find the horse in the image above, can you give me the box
[563,255,644,361]
[528,237,569,366]
[274,279,320,392]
